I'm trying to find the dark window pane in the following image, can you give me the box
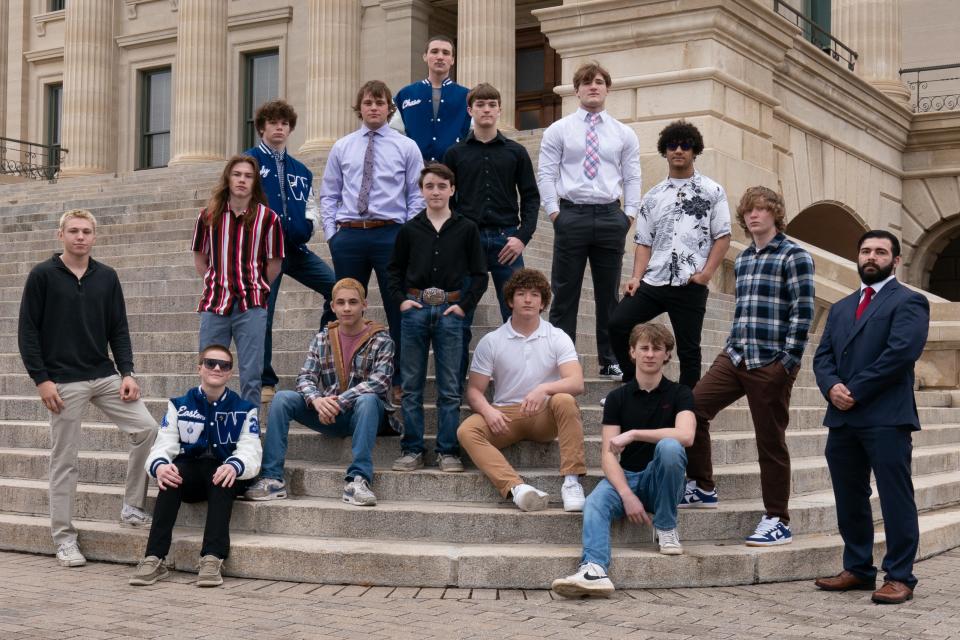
[516,49,545,94]
[147,70,171,133]
[46,84,62,147]
[518,110,541,131]
[244,50,280,149]
[50,0,65,11]
[139,67,171,169]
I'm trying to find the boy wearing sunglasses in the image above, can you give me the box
[130,344,262,587]
[608,121,731,389]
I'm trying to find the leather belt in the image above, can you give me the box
[337,219,396,230]
[407,287,462,305]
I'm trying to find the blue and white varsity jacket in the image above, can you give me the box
[146,386,262,481]
[245,143,319,250]
[394,78,471,162]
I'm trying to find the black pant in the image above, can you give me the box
[145,457,239,560]
[548,201,630,367]
[608,281,708,387]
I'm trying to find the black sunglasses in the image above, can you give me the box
[666,142,692,151]
[201,358,233,371]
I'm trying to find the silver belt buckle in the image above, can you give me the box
[422,287,446,305]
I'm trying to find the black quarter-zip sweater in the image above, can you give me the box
[18,254,135,385]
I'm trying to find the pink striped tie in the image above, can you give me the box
[583,112,601,180]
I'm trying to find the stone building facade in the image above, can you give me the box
[1,0,958,296]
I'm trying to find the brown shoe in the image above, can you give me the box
[872,580,914,604]
[814,570,876,591]
[391,385,402,404]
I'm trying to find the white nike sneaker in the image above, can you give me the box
[551,562,615,598]
[511,483,549,512]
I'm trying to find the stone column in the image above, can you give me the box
[457,0,515,130]
[59,0,115,176]
[381,0,432,90]
[300,0,361,154]
[832,0,910,105]
[168,0,227,165]
[0,2,8,141]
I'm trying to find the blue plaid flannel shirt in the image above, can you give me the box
[726,233,815,371]
[295,323,399,431]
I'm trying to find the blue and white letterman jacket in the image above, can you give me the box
[146,386,262,481]
[394,78,471,162]
[245,143,319,251]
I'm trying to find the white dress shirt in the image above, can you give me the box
[537,107,642,217]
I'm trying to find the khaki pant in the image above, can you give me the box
[457,393,586,497]
[49,375,157,546]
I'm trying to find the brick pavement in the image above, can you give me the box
[3,548,960,640]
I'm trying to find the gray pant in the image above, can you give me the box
[50,375,157,546]
[199,307,267,406]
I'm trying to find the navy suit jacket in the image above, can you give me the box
[813,278,929,429]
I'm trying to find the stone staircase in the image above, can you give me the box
[1,166,959,589]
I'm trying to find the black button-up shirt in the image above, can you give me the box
[601,377,694,472]
[387,210,487,312]
[442,131,540,245]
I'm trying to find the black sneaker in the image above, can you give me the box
[599,364,623,379]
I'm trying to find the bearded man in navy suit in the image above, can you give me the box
[812,229,929,604]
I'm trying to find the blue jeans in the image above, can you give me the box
[581,439,687,571]
[262,246,336,387]
[199,305,267,406]
[262,390,384,483]
[399,302,463,456]
[329,225,402,384]
[460,227,525,386]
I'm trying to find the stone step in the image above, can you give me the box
[2,443,957,503]
[3,419,958,468]
[10,391,935,432]
[1,507,959,588]
[0,371,944,410]
[2,469,959,546]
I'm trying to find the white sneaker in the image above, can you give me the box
[561,481,585,512]
[120,503,152,528]
[551,562,615,598]
[511,484,549,512]
[655,528,683,555]
[56,542,86,567]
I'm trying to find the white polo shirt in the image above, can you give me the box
[470,317,579,406]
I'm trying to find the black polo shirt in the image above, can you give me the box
[601,377,694,472]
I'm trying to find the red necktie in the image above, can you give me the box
[856,286,874,320]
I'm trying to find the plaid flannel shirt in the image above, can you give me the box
[725,233,815,371]
[296,321,399,431]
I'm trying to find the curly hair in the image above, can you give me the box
[735,186,786,233]
[502,268,552,310]
[254,99,298,135]
[656,120,705,157]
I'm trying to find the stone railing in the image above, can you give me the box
[719,237,960,390]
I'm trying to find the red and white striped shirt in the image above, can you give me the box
[191,204,285,315]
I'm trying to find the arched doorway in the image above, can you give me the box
[928,236,960,301]
[785,201,868,262]
[910,213,960,300]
